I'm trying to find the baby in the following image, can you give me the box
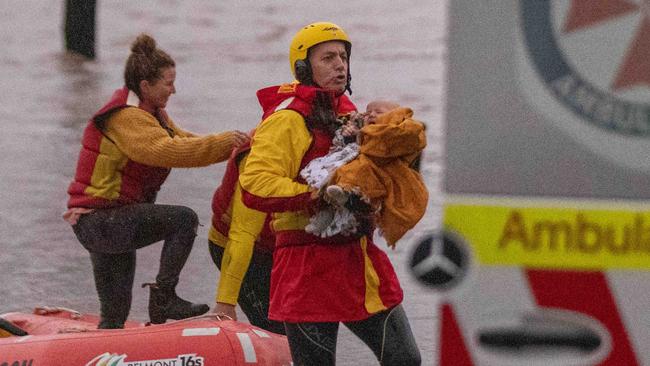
[321,100,401,220]
[365,100,400,124]
[300,100,428,247]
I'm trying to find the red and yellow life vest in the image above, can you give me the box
[67,87,172,208]
[255,81,356,121]
[211,82,356,250]
[210,142,275,252]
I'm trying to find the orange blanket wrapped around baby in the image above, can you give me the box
[331,107,428,247]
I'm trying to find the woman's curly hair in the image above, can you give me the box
[123,33,175,99]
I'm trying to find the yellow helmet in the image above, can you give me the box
[289,22,351,79]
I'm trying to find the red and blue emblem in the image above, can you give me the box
[521,0,650,137]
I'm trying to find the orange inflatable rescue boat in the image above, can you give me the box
[0,306,292,366]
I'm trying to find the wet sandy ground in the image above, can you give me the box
[0,1,446,364]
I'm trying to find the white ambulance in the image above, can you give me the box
[411,1,650,365]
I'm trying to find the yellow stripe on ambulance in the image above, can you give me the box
[444,201,650,270]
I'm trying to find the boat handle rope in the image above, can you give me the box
[164,313,234,324]
[34,306,82,319]
[32,306,235,329]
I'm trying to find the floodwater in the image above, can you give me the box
[0,1,447,364]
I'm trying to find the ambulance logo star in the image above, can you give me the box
[411,237,460,278]
[563,0,650,90]
[409,232,468,290]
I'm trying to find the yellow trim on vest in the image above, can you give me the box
[278,82,298,93]
[362,236,387,313]
[208,226,227,247]
[85,137,128,199]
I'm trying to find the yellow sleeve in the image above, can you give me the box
[239,110,312,204]
[166,115,197,138]
[105,107,236,168]
[216,157,267,305]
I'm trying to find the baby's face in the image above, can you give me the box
[365,101,399,124]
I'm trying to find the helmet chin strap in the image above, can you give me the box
[345,73,352,95]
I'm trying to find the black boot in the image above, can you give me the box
[98,319,124,329]
[143,282,209,324]
[91,252,135,330]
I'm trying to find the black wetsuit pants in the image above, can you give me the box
[209,242,285,335]
[72,203,199,326]
[284,305,421,366]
